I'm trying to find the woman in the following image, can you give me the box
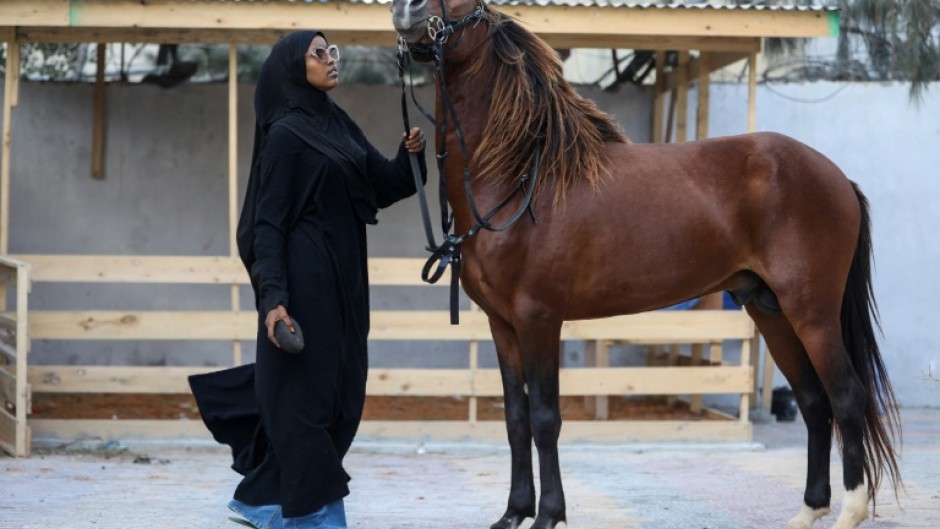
[190,31,426,529]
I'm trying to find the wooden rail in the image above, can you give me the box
[0,256,30,457]
[13,254,756,444]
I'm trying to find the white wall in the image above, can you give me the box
[706,81,940,407]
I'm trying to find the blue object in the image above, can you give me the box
[228,498,347,529]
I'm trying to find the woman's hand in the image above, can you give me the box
[265,304,293,349]
[403,127,426,153]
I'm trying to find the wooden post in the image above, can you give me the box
[739,332,751,425]
[695,56,722,314]
[652,51,666,144]
[675,51,689,143]
[696,52,710,140]
[665,344,679,406]
[689,343,703,413]
[2,35,21,257]
[91,43,106,180]
[664,88,677,144]
[228,44,243,366]
[747,51,757,134]
[468,303,479,423]
[746,51,772,413]
[583,340,609,420]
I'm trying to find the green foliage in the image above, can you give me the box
[839,0,940,98]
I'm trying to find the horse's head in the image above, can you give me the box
[391,0,489,63]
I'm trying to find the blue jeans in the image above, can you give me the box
[229,498,346,529]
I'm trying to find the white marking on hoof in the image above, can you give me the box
[832,486,869,529]
[784,503,830,529]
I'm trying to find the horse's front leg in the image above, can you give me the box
[488,315,536,529]
[519,319,566,529]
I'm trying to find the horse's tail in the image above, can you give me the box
[841,182,902,503]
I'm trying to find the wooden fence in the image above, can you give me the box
[0,256,30,457]
[9,254,757,454]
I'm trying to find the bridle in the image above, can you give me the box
[397,0,541,324]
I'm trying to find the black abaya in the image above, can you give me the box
[189,30,426,520]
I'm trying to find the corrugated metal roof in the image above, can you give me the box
[124,0,837,11]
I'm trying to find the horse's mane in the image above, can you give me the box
[467,10,629,205]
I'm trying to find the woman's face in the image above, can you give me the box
[305,35,339,92]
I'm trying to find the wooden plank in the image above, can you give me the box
[507,6,837,39]
[0,266,16,286]
[368,369,473,397]
[12,255,435,286]
[28,310,255,340]
[29,418,212,441]
[19,27,290,45]
[652,51,665,144]
[1,38,20,255]
[3,261,28,456]
[228,45,238,259]
[0,313,16,332]
[583,340,610,419]
[559,366,752,396]
[472,366,751,397]
[228,44,242,366]
[560,311,755,342]
[664,51,748,92]
[0,338,15,362]
[0,0,68,26]
[0,407,17,455]
[0,367,16,409]
[539,34,762,52]
[0,255,28,269]
[761,340,775,414]
[15,26,763,52]
[54,1,836,39]
[369,310,492,341]
[26,309,754,342]
[748,51,757,133]
[91,43,106,180]
[28,366,219,394]
[675,51,689,143]
[696,52,710,140]
[30,364,751,397]
[29,418,751,443]
[14,254,249,284]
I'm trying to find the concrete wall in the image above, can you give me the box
[0,80,650,370]
[2,79,937,406]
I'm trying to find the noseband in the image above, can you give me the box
[397,1,541,324]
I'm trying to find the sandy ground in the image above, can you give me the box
[2,409,938,529]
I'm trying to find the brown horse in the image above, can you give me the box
[391,1,901,528]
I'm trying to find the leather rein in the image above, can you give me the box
[397,1,540,324]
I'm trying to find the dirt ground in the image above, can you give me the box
[31,393,712,421]
[4,408,939,529]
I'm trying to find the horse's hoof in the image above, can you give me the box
[785,504,831,529]
[529,513,565,529]
[489,515,523,529]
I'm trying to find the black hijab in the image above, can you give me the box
[237,30,378,279]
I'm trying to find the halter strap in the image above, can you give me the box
[398,1,539,324]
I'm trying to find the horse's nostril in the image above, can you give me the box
[410,0,427,11]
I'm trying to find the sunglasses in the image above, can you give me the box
[308,45,340,63]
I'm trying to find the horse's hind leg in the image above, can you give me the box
[488,315,536,529]
[790,319,871,529]
[756,282,871,528]
[747,306,834,529]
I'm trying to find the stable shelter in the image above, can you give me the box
[0,0,837,456]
